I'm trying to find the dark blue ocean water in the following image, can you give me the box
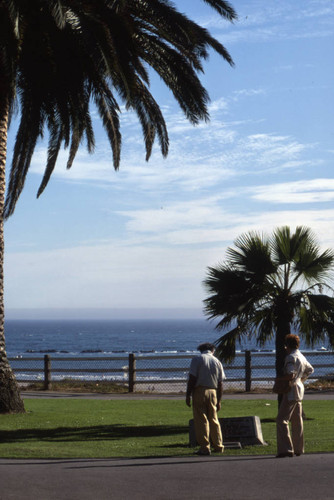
[4,318,332,357]
[4,319,224,357]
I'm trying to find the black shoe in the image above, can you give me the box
[295,453,301,456]
[195,449,211,456]
[276,452,294,458]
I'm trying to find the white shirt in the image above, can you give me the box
[284,349,314,401]
[189,350,226,389]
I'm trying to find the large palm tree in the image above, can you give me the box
[204,226,334,381]
[0,0,237,412]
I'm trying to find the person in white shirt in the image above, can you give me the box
[186,343,226,455]
[276,334,314,458]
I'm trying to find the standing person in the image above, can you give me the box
[186,342,226,455]
[276,334,314,458]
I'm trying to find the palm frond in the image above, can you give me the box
[92,86,121,169]
[4,103,42,218]
[248,307,275,346]
[37,124,63,198]
[272,226,312,264]
[294,247,334,283]
[49,0,68,29]
[214,326,243,363]
[227,231,276,278]
[201,0,238,21]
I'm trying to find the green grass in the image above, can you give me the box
[0,399,333,459]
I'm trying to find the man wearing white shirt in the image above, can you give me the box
[186,342,226,456]
[276,334,314,458]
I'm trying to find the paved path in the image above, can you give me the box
[1,453,333,500]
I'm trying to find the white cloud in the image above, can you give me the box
[231,89,266,101]
[28,117,316,197]
[6,202,334,311]
[4,243,221,309]
[112,187,334,247]
[251,179,334,203]
[208,97,229,113]
[210,0,334,45]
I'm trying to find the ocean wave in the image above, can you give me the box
[20,349,197,356]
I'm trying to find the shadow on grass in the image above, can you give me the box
[160,443,190,449]
[0,424,188,443]
[260,417,314,423]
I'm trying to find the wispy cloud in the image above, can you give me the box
[6,202,334,310]
[208,0,334,45]
[251,179,334,203]
[28,108,316,194]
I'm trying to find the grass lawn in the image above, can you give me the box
[0,399,333,459]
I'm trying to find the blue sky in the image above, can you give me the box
[4,0,334,319]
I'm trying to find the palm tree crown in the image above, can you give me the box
[204,226,334,376]
[1,0,237,218]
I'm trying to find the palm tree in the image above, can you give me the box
[203,226,334,383]
[0,0,237,412]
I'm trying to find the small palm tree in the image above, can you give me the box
[203,226,334,380]
[0,0,237,412]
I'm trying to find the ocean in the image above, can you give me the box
[4,318,331,357]
[5,318,223,357]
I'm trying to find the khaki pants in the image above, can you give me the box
[192,386,223,453]
[276,394,304,455]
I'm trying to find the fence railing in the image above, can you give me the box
[9,350,334,393]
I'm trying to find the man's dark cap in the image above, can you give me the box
[197,342,215,353]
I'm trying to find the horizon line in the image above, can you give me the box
[5,307,208,321]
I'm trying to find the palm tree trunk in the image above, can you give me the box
[274,292,292,408]
[275,315,290,408]
[274,293,292,376]
[0,95,25,413]
[275,326,288,377]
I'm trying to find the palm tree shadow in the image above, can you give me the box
[0,424,188,444]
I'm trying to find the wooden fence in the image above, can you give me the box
[9,350,334,393]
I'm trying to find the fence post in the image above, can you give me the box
[44,354,51,390]
[245,350,251,392]
[128,353,136,393]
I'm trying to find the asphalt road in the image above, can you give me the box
[1,453,333,500]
